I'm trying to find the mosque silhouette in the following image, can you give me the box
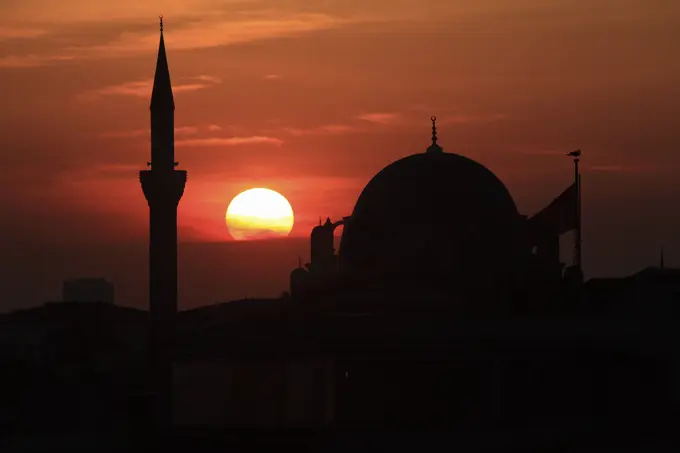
[135,19,676,437]
[290,117,582,310]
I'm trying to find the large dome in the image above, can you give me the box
[339,135,524,297]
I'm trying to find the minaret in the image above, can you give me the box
[139,16,186,429]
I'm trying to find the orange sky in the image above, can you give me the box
[2,0,680,308]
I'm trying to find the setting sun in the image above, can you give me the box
[225,188,294,241]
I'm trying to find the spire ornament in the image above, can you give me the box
[159,15,164,32]
[426,115,443,153]
[431,116,438,144]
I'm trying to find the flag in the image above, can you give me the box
[528,181,578,236]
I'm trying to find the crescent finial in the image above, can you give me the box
[431,116,437,144]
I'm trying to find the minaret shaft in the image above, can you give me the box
[140,168,186,428]
[148,198,179,319]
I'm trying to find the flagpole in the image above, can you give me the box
[574,151,581,270]
[574,157,581,269]
[565,149,582,272]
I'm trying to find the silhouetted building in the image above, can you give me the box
[0,302,149,432]
[289,259,310,297]
[290,117,581,307]
[139,18,186,428]
[586,263,680,316]
[62,278,114,304]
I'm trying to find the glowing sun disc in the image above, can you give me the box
[226,188,294,240]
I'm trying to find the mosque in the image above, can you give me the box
[289,116,582,314]
[136,20,678,436]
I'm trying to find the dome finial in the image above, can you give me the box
[426,115,443,153]
[431,116,437,144]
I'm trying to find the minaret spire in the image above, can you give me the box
[149,16,176,171]
[426,116,443,153]
[150,15,174,112]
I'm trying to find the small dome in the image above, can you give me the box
[339,143,523,297]
[290,266,310,296]
[291,267,309,278]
